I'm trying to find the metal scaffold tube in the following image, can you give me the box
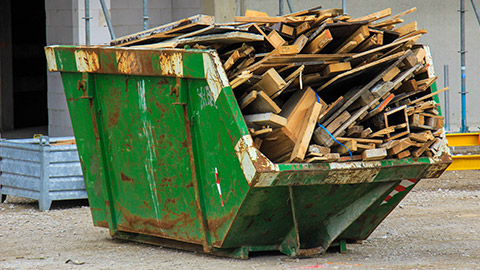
[84,0,90,45]
[99,0,116,40]
[143,0,149,30]
[444,65,450,131]
[460,0,468,132]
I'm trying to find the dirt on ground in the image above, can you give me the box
[1,170,479,270]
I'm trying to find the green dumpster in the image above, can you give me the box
[45,45,452,258]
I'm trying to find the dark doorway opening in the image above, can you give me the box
[11,0,48,130]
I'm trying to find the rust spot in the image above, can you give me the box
[95,220,109,228]
[77,79,87,91]
[120,172,135,183]
[109,111,120,127]
[117,203,195,231]
[186,182,194,188]
[305,203,314,209]
[207,208,236,233]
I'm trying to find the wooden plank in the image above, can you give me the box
[317,51,406,93]
[111,14,214,46]
[251,68,286,97]
[334,140,357,155]
[230,71,252,90]
[243,91,281,114]
[280,87,317,137]
[302,29,333,54]
[321,62,352,77]
[308,144,331,155]
[411,139,435,157]
[224,51,241,71]
[360,128,373,138]
[408,87,449,105]
[382,66,401,81]
[254,137,263,149]
[267,30,287,48]
[372,18,404,28]
[239,90,257,109]
[174,32,264,46]
[280,23,295,36]
[409,133,429,143]
[362,148,387,161]
[245,9,269,17]
[394,21,417,36]
[396,149,411,159]
[335,137,383,145]
[244,113,287,128]
[368,126,395,138]
[318,96,343,123]
[334,25,370,53]
[313,111,350,146]
[349,8,392,22]
[387,137,413,155]
[235,16,287,23]
[251,127,273,137]
[346,125,364,137]
[290,103,323,162]
[296,22,311,35]
[260,127,296,162]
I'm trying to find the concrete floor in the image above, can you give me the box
[1,126,48,139]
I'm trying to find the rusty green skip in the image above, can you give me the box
[45,45,452,259]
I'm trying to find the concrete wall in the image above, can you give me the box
[241,0,480,132]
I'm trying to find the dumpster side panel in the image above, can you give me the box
[186,77,252,247]
[61,72,109,227]
[339,179,419,240]
[92,74,206,244]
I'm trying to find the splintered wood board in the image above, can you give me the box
[244,113,287,128]
[243,91,281,114]
[111,14,214,46]
[173,32,264,46]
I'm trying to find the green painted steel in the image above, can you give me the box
[45,45,452,258]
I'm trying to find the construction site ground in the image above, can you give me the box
[1,170,479,269]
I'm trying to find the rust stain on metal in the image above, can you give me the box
[207,208,236,233]
[297,246,325,256]
[95,220,109,228]
[75,50,100,72]
[120,172,135,183]
[117,50,142,74]
[158,52,183,76]
[117,202,194,231]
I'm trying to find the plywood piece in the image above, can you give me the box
[244,113,287,128]
[362,148,387,161]
[243,91,281,114]
[302,29,333,54]
[251,68,287,97]
[290,103,323,162]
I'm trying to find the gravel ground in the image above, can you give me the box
[1,170,479,270]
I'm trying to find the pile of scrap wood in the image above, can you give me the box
[111,6,447,164]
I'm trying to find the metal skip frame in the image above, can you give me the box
[44,44,451,258]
